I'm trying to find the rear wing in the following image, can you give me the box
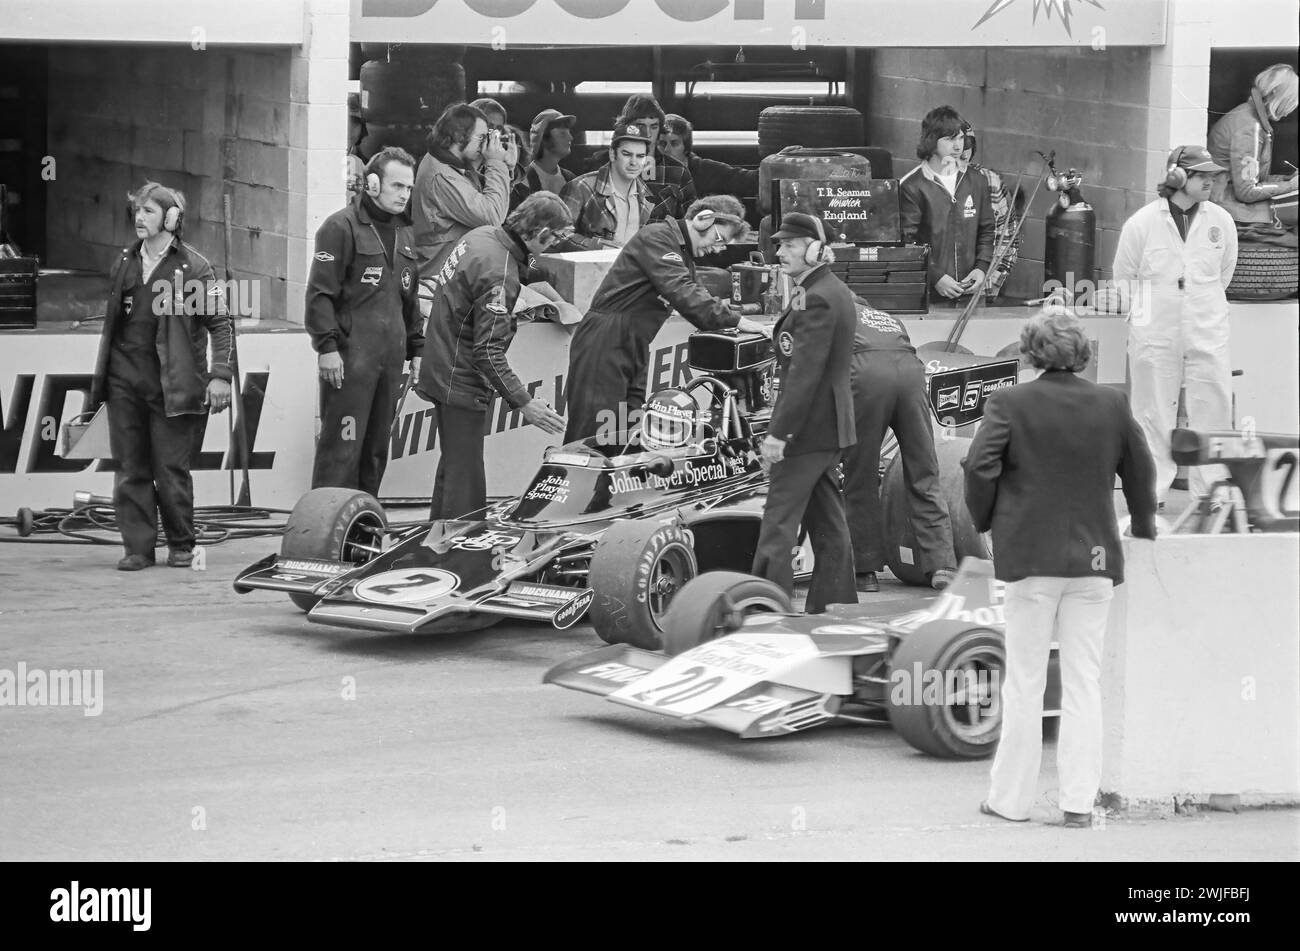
[925,359,1019,428]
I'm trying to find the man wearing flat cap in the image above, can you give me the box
[510,109,577,211]
[752,212,858,614]
[1113,144,1238,504]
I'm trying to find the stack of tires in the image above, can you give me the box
[757,105,864,158]
[1226,243,1299,300]
[357,45,468,160]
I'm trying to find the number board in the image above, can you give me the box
[777,178,901,244]
[610,634,818,716]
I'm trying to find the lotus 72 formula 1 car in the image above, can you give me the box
[234,325,1018,643]
[545,558,1062,758]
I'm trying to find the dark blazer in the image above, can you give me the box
[962,369,1158,584]
[768,264,857,455]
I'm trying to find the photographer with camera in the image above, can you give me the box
[412,102,517,268]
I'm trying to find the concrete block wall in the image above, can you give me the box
[865,46,1155,300]
[45,45,295,321]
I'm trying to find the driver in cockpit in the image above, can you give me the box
[639,388,708,454]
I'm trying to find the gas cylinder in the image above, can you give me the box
[1042,161,1096,301]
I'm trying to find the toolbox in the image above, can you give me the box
[0,256,38,329]
[828,244,929,314]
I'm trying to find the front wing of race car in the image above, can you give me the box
[543,630,883,737]
[234,520,598,634]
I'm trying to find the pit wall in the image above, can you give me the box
[1102,534,1300,810]
[864,46,1156,301]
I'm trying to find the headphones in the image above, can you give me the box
[364,154,383,199]
[803,215,831,266]
[1164,146,1189,190]
[163,203,181,233]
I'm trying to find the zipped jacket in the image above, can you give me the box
[899,162,995,300]
[91,238,233,416]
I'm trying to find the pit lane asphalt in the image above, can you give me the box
[1,534,1295,863]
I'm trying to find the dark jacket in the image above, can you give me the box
[509,163,575,212]
[305,196,424,360]
[768,264,857,455]
[851,298,915,354]
[417,224,533,413]
[899,162,995,300]
[558,164,655,251]
[962,369,1157,584]
[587,217,738,331]
[91,238,233,417]
[687,152,759,201]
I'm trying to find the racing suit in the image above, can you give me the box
[841,301,956,580]
[562,218,739,444]
[899,162,995,302]
[417,224,534,519]
[1112,198,1238,502]
[91,238,233,559]
[306,194,424,496]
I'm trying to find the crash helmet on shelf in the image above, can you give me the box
[641,388,699,451]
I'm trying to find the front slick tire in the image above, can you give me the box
[888,624,1005,758]
[660,571,793,657]
[587,519,698,649]
[280,488,386,612]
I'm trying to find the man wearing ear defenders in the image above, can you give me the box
[307,147,424,496]
[751,212,858,614]
[89,182,233,571]
[561,194,769,444]
[417,192,573,519]
[1112,144,1238,504]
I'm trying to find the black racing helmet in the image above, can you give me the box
[641,388,699,450]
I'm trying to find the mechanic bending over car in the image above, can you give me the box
[562,194,769,445]
[90,182,233,571]
[417,192,573,520]
[842,300,958,593]
[306,147,424,498]
[751,213,858,614]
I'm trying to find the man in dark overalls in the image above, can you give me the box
[842,300,957,592]
[751,213,857,614]
[307,147,424,495]
[563,194,766,445]
[91,182,233,571]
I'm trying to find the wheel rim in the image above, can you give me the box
[645,543,697,630]
[340,511,386,565]
[935,643,1004,747]
[711,593,787,641]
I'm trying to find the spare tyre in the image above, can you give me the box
[360,122,432,161]
[757,148,873,216]
[881,435,990,586]
[360,59,466,126]
[1226,243,1299,300]
[758,105,864,158]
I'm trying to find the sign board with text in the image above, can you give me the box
[778,179,901,244]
